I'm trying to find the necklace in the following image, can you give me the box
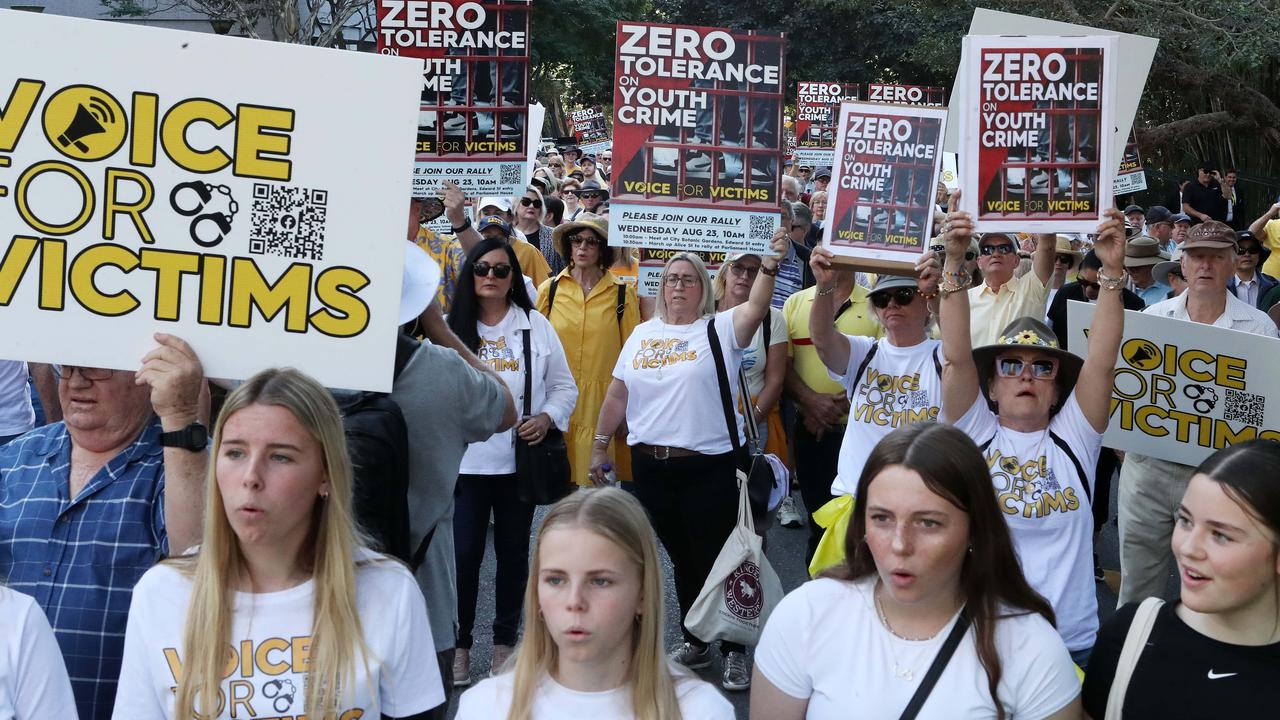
[873,582,951,682]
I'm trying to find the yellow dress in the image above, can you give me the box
[537,269,641,486]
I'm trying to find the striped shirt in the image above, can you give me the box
[0,418,167,720]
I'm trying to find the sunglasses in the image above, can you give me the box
[580,191,602,200]
[472,262,513,279]
[519,197,542,208]
[979,243,1016,256]
[601,156,611,161]
[1078,277,1100,291]
[568,233,599,247]
[1055,254,1076,265]
[563,189,580,197]
[869,287,917,309]
[728,263,760,277]
[549,163,564,168]
[1240,245,1262,255]
[995,356,1059,380]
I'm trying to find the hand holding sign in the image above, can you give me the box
[1093,207,1127,273]
[914,252,941,296]
[766,227,789,268]
[940,190,975,268]
[136,333,205,428]
[810,246,838,288]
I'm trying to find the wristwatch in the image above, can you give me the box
[450,217,472,234]
[160,422,208,451]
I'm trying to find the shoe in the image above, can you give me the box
[721,651,751,691]
[452,648,472,688]
[490,643,514,677]
[669,641,713,670]
[442,113,468,133]
[684,150,715,177]
[777,494,803,528]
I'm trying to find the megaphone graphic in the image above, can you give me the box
[57,103,109,153]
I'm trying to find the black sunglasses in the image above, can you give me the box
[1055,253,1076,265]
[580,191,602,199]
[1078,277,1100,291]
[472,262,513,279]
[869,287,917,308]
[563,189,580,197]
[979,243,1016,256]
[1240,245,1262,255]
[519,197,542,208]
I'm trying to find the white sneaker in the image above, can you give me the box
[777,494,803,528]
[721,651,751,691]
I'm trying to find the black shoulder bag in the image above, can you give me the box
[514,322,574,505]
[899,608,972,720]
[707,317,772,516]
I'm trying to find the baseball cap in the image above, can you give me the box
[815,166,832,180]
[1170,212,1192,225]
[478,196,512,214]
[1123,204,1145,215]
[476,215,512,236]
[724,252,763,265]
[1181,221,1237,251]
[1145,206,1173,225]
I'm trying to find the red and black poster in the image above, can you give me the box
[610,21,785,254]
[960,35,1117,233]
[569,106,609,144]
[377,0,531,197]
[864,83,947,107]
[794,81,858,169]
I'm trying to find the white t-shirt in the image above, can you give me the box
[459,306,578,475]
[0,361,33,437]
[948,392,1100,652]
[613,309,747,454]
[112,548,445,719]
[741,307,788,398]
[0,587,77,720]
[456,665,734,720]
[755,578,1079,719]
[831,337,943,496]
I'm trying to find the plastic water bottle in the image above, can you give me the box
[601,463,618,487]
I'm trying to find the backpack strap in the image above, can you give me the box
[978,436,994,453]
[394,332,420,380]
[763,308,772,349]
[834,297,853,321]
[849,341,881,400]
[616,282,626,324]
[1049,430,1092,505]
[521,325,533,418]
[410,527,436,573]
[547,277,560,315]
[932,345,942,378]
[1104,598,1164,720]
[899,608,972,720]
[706,318,743,453]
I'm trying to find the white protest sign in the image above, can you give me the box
[1068,300,1280,466]
[0,11,421,391]
[946,8,1158,163]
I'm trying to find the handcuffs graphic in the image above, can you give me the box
[261,678,296,713]
[1183,383,1218,414]
[170,181,238,247]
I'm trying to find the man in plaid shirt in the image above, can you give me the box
[0,333,207,720]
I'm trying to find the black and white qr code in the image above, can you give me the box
[1224,388,1265,426]
[249,184,328,261]
[749,215,775,242]
[499,164,522,187]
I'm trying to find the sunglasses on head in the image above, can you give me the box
[995,356,1059,380]
[519,197,542,208]
[979,243,1016,256]
[869,287,917,309]
[568,233,599,247]
[472,261,513,279]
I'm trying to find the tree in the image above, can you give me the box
[101,0,379,47]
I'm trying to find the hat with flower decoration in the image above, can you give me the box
[972,316,1083,404]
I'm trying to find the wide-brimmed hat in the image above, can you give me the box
[972,317,1082,403]
[1124,237,1168,267]
[579,180,610,200]
[1153,247,1183,287]
[551,212,609,258]
[400,242,441,324]
[1055,235,1082,268]
[1182,220,1237,251]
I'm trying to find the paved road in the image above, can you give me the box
[445,468,1177,718]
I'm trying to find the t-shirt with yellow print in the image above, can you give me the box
[782,284,882,422]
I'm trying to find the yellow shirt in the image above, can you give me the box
[1260,219,1280,278]
[967,271,1049,347]
[783,284,882,400]
[413,227,463,312]
[512,239,552,288]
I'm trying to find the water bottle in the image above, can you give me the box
[601,463,618,487]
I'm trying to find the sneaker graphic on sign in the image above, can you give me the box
[724,562,764,620]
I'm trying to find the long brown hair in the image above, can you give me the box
[826,422,1055,719]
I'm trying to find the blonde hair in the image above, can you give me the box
[516,185,547,225]
[505,488,685,720]
[654,253,716,321]
[171,368,372,719]
[713,254,762,305]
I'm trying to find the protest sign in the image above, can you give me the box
[569,106,609,144]
[821,102,946,273]
[377,0,532,198]
[1113,128,1147,195]
[579,139,613,157]
[1068,301,1280,465]
[959,35,1117,233]
[610,21,785,254]
[0,11,421,391]
[794,82,859,169]
[865,84,947,107]
[945,8,1158,165]
[636,248,725,297]
[941,151,959,191]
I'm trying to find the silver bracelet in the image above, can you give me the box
[593,433,612,445]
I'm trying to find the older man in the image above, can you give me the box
[964,224,1055,347]
[1117,221,1279,605]
[0,336,206,719]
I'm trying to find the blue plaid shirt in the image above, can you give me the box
[0,418,168,720]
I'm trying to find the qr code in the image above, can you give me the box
[499,164,522,187]
[1224,389,1265,426]
[249,184,328,261]
[910,389,929,407]
[749,215,775,242]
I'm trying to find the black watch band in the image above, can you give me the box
[450,217,471,234]
[160,422,208,451]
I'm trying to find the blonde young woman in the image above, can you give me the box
[455,487,733,720]
[112,369,444,719]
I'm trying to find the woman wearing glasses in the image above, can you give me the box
[537,215,641,490]
[514,185,565,276]
[937,202,1129,668]
[560,178,583,221]
[589,231,788,691]
[447,238,578,686]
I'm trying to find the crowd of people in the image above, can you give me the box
[1,138,1278,720]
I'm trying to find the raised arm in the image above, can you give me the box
[807,246,851,376]
[1249,202,1280,239]
[937,191,980,420]
[136,333,207,556]
[440,180,484,254]
[1076,208,1127,433]
[733,229,787,347]
[1031,232,1055,285]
